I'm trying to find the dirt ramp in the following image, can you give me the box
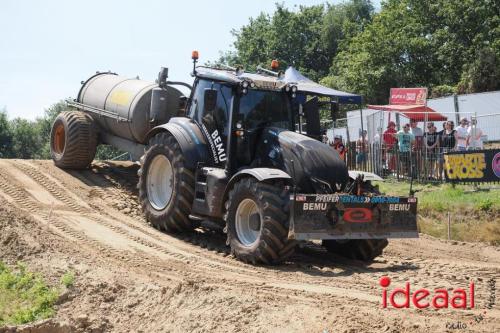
[0,159,498,332]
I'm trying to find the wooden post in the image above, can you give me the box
[447,212,451,240]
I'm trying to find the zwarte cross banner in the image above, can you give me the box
[444,149,500,183]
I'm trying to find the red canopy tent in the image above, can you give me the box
[366,104,448,122]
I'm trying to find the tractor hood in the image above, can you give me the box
[253,128,349,193]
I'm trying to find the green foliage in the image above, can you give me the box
[331,0,500,102]
[457,47,500,94]
[0,100,125,160]
[0,262,58,325]
[60,271,75,288]
[223,1,374,81]
[9,118,45,159]
[0,108,12,158]
[476,198,493,212]
[430,85,456,98]
[222,0,499,104]
[95,145,128,161]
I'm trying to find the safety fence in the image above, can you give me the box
[330,111,500,182]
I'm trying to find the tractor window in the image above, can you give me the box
[238,90,292,131]
[189,79,231,137]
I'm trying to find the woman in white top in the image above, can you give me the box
[455,117,469,151]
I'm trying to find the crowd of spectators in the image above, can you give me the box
[326,117,484,181]
[380,117,484,179]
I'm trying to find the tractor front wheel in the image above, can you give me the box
[224,178,296,264]
[138,132,196,232]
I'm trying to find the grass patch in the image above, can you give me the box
[374,181,500,244]
[0,262,67,326]
[60,271,75,288]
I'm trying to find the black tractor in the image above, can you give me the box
[50,55,418,265]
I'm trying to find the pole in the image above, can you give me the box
[360,104,365,170]
[447,212,451,240]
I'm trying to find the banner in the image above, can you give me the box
[444,149,500,183]
[389,88,427,105]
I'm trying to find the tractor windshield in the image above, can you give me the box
[237,89,293,131]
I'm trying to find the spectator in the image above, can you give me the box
[455,117,469,151]
[424,122,439,179]
[383,121,397,172]
[410,119,423,147]
[332,135,346,161]
[393,124,415,177]
[356,130,368,168]
[467,117,484,150]
[410,119,423,175]
[439,121,456,179]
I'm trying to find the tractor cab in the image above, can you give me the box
[187,66,300,174]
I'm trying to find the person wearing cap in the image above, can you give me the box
[455,117,469,151]
[383,121,397,172]
[332,135,346,161]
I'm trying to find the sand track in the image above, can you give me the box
[0,159,498,333]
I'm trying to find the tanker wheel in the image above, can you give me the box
[224,178,296,265]
[138,132,196,232]
[322,239,388,262]
[50,111,97,169]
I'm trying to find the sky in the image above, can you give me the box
[0,0,379,120]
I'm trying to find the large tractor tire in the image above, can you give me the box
[138,132,196,232]
[322,181,388,262]
[322,239,388,262]
[224,178,296,264]
[50,111,97,169]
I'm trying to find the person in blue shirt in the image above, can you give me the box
[393,123,415,177]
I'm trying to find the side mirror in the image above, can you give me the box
[204,88,217,112]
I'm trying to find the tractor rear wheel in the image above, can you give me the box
[322,239,388,262]
[224,178,296,264]
[138,132,196,232]
[50,111,98,169]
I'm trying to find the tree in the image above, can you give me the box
[225,1,374,81]
[0,108,12,158]
[9,118,44,159]
[328,0,500,103]
[457,47,500,94]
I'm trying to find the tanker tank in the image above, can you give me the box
[76,72,183,144]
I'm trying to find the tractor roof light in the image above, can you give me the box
[291,85,298,93]
[191,50,199,60]
[241,80,249,88]
[271,59,279,70]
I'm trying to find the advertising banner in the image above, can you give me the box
[389,88,427,105]
[444,149,500,183]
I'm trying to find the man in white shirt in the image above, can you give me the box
[455,117,469,151]
[467,117,484,150]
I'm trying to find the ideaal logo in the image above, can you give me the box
[445,153,486,180]
[379,276,475,309]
